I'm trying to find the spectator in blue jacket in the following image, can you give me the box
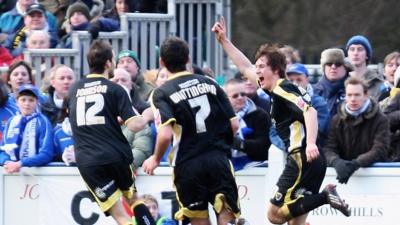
[3,3,58,57]
[286,63,330,145]
[0,1,57,39]
[0,84,54,173]
[53,98,75,166]
[0,80,18,143]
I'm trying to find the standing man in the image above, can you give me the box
[212,17,350,225]
[346,35,384,99]
[142,37,241,225]
[68,40,155,225]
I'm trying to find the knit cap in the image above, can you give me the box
[346,35,372,61]
[66,1,91,21]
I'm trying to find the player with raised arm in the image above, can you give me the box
[212,17,351,225]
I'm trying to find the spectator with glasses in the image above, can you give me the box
[224,78,271,171]
[313,48,354,119]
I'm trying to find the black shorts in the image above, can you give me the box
[270,149,326,207]
[173,152,241,220]
[78,161,136,212]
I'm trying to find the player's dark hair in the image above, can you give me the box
[255,43,287,78]
[160,37,189,73]
[87,40,114,74]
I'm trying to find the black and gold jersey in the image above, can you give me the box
[68,74,138,167]
[268,79,312,152]
[151,72,236,166]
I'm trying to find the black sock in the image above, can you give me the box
[287,193,327,218]
[132,203,156,225]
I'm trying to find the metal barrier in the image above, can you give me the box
[72,31,129,76]
[120,0,176,70]
[175,0,223,75]
[23,48,80,88]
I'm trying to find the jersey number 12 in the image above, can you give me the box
[76,94,105,126]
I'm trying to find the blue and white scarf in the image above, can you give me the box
[345,98,371,117]
[3,112,39,161]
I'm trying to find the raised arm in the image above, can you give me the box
[212,17,258,85]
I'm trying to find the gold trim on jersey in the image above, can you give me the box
[168,71,192,80]
[86,74,106,78]
[273,79,310,112]
[169,123,182,166]
[230,116,238,121]
[158,118,177,129]
[288,121,305,152]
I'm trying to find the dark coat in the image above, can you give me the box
[324,99,390,167]
[382,91,400,161]
[240,106,271,161]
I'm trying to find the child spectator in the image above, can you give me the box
[139,194,175,225]
[58,1,92,48]
[0,84,54,173]
[53,98,75,165]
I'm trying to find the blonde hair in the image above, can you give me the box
[143,69,158,87]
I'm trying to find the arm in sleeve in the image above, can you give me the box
[131,125,154,168]
[323,116,343,166]
[21,116,55,167]
[241,110,271,161]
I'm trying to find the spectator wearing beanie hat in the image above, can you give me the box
[116,50,154,101]
[313,48,351,119]
[287,63,329,143]
[58,1,95,48]
[346,35,384,100]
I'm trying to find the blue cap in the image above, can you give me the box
[346,35,372,61]
[17,84,40,98]
[287,63,308,77]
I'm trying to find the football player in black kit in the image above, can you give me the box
[68,40,155,225]
[143,37,241,225]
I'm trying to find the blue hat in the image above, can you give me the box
[17,84,40,98]
[346,35,372,60]
[117,50,141,68]
[287,63,309,77]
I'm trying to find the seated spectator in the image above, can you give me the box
[324,77,390,184]
[279,44,301,71]
[0,44,13,66]
[379,51,400,102]
[110,68,153,168]
[53,98,75,165]
[346,35,384,100]
[224,78,271,171]
[0,0,57,36]
[155,67,168,88]
[286,63,329,144]
[3,3,58,58]
[313,48,352,118]
[0,80,18,142]
[142,69,158,88]
[6,60,47,105]
[235,72,271,113]
[41,65,76,126]
[58,1,92,48]
[117,50,154,101]
[0,84,54,173]
[382,69,400,161]
[138,194,175,225]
